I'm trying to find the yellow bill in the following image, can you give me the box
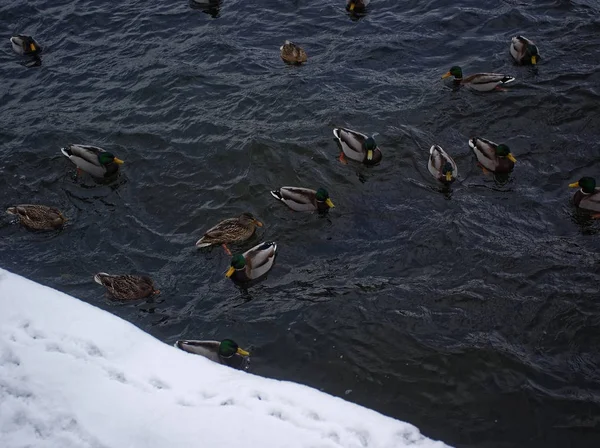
[367,149,373,160]
[441,72,452,79]
[531,56,537,65]
[225,266,235,278]
[507,153,517,163]
[349,3,355,11]
[569,181,580,188]
[30,43,36,52]
[445,172,452,182]
[237,347,250,356]
[255,220,263,227]
[114,157,125,164]
[326,198,335,208]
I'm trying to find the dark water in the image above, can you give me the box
[2,0,600,447]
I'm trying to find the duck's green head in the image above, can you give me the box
[525,44,540,65]
[442,66,462,79]
[364,137,377,161]
[225,254,246,277]
[443,162,454,182]
[569,177,596,194]
[496,144,517,163]
[219,339,250,358]
[98,152,124,166]
[315,188,335,208]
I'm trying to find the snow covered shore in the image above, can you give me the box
[0,267,450,448]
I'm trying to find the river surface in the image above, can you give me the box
[2,1,600,447]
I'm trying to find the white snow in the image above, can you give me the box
[0,267,451,448]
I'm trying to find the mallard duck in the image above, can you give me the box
[10,35,42,56]
[468,137,516,173]
[569,177,600,216]
[175,339,250,369]
[332,127,382,165]
[428,145,458,183]
[195,213,263,255]
[510,36,540,65]
[61,144,124,178]
[94,273,159,300]
[442,66,515,92]
[225,242,277,283]
[6,204,66,230]
[346,0,369,13]
[280,40,307,64]
[270,187,334,212]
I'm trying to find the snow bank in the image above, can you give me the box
[0,267,450,448]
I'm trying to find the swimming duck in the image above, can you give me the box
[468,137,516,173]
[442,66,515,92]
[428,145,458,183]
[270,187,335,212]
[10,35,42,55]
[94,273,159,300]
[195,213,263,255]
[569,177,600,216]
[346,0,369,13]
[6,204,66,230]
[333,127,382,165]
[510,36,540,65]
[175,339,250,369]
[226,242,277,283]
[61,144,124,178]
[280,40,307,64]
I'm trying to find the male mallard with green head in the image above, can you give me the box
[196,212,263,255]
[225,242,277,283]
[469,137,516,173]
[270,187,334,212]
[442,66,515,92]
[175,338,250,369]
[510,36,541,65]
[61,144,124,178]
[94,273,159,300]
[346,0,369,13]
[569,177,600,218]
[6,205,66,230]
[333,127,382,165]
[428,145,458,183]
[10,35,42,56]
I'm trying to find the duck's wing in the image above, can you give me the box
[197,217,246,245]
[581,189,600,212]
[510,36,528,61]
[428,145,444,177]
[270,187,317,211]
[174,340,222,363]
[333,128,367,161]
[61,144,107,176]
[244,242,277,279]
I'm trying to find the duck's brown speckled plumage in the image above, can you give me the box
[6,205,66,230]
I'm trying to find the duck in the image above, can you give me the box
[442,66,515,92]
[568,177,600,216]
[332,127,383,165]
[346,0,369,13]
[10,35,42,56]
[510,36,541,65]
[94,273,159,300]
[174,339,250,369]
[270,187,334,212]
[226,242,277,283]
[280,40,307,64]
[468,137,516,173]
[195,212,263,255]
[60,144,124,178]
[428,145,458,183]
[6,204,66,230]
